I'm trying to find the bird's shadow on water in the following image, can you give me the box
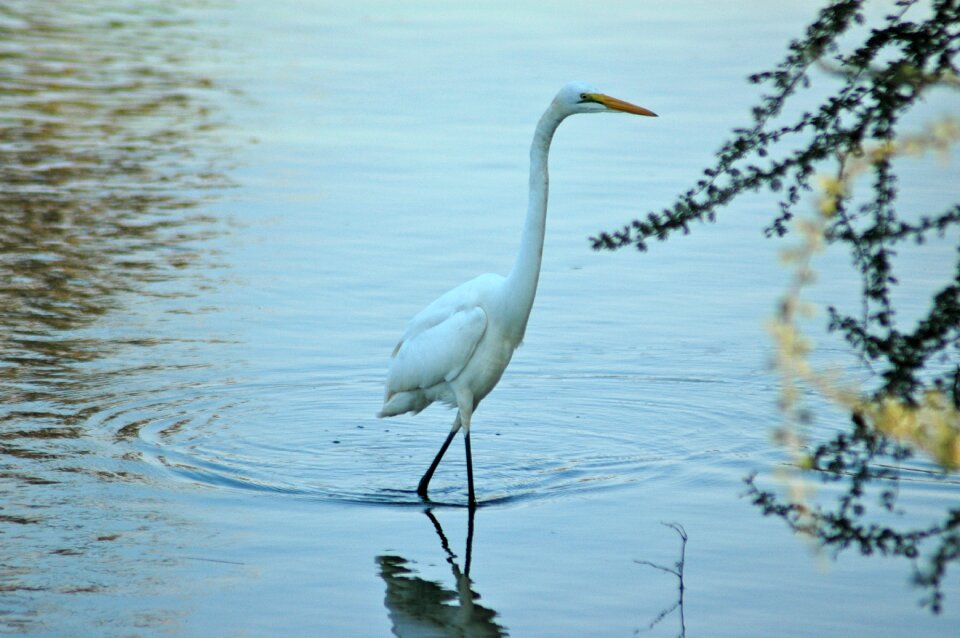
[376,506,508,637]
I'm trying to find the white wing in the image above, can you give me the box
[386,305,487,396]
[383,274,501,404]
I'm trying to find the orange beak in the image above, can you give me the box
[588,93,658,117]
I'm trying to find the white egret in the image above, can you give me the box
[378,82,657,506]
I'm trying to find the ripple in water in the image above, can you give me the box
[103,365,781,507]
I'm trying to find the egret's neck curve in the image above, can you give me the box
[503,104,567,338]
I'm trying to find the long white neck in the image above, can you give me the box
[503,104,566,338]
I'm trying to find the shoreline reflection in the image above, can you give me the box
[0,1,234,633]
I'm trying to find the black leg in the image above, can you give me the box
[465,429,476,508]
[418,424,459,499]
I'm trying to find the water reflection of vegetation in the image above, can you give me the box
[635,523,687,637]
[0,1,229,381]
[0,2,231,632]
[377,509,507,637]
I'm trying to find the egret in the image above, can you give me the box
[378,81,657,506]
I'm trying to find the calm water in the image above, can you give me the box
[2,1,958,636]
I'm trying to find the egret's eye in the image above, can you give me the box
[579,93,588,101]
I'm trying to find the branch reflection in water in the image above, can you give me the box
[635,522,687,637]
[377,508,507,637]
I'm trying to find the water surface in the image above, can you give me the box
[1,1,958,636]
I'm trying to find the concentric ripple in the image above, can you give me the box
[90,363,781,507]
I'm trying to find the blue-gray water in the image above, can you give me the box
[1,1,958,636]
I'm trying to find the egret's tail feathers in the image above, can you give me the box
[379,390,430,418]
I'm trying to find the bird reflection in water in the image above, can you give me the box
[377,508,506,637]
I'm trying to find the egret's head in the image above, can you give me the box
[554,81,658,117]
